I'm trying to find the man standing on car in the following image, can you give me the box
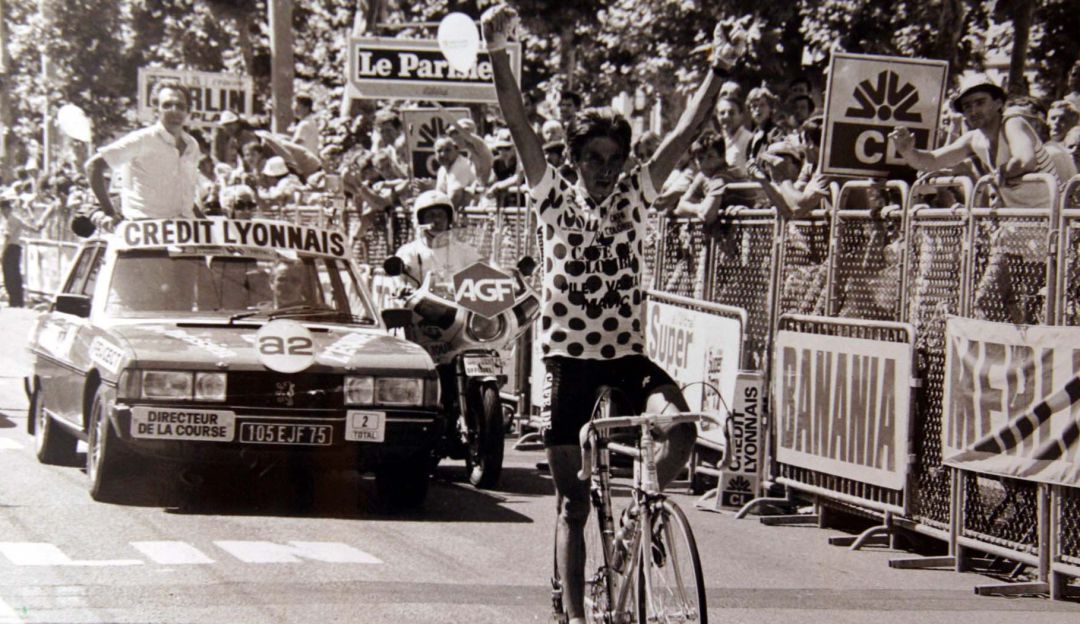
[482,5,744,622]
[86,80,201,228]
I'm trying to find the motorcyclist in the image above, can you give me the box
[393,190,483,292]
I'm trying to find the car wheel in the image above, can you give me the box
[374,457,429,511]
[86,385,132,502]
[465,383,504,489]
[31,387,78,466]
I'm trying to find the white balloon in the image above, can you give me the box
[57,104,92,143]
[437,12,480,74]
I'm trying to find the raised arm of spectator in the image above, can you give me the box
[85,154,118,219]
[648,24,744,191]
[889,126,973,173]
[481,5,546,188]
[449,124,494,186]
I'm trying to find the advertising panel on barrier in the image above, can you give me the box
[773,329,912,490]
[137,68,254,128]
[401,108,473,179]
[645,293,743,447]
[821,52,947,179]
[347,37,521,103]
[943,317,1080,486]
[718,371,763,508]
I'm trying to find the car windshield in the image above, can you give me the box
[103,249,377,324]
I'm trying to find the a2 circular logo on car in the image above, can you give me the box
[255,319,316,373]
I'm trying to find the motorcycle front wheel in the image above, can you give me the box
[465,382,504,488]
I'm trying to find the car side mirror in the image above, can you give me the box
[516,256,537,277]
[381,307,412,330]
[54,293,91,318]
[382,256,404,277]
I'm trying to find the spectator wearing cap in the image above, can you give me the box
[445,118,494,193]
[86,80,201,225]
[745,86,786,164]
[0,189,44,308]
[715,96,753,176]
[1048,100,1079,145]
[485,129,523,202]
[754,115,831,219]
[891,74,1063,209]
[341,152,397,238]
[291,95,320,155]
[213,110,259,167]
[260,156,304,209]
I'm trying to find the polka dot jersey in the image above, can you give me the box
[528,164,657,360]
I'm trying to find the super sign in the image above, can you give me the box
[821,53,947,179]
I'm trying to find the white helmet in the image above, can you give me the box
[412,190,454,226]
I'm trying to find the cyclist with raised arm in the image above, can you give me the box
[481,5,744,622]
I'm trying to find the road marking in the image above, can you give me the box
[0,439,22,450]
[0,597,22,623]
[213,541,382,564]
[130,541,214,565]
[0,543,142,567]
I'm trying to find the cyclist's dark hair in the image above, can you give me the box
[566,107,632,164]
[150,80,190,110]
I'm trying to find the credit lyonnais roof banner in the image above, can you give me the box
[943,317,1080,487]
[114,219,348,259]
[821,52,947,179]
[137,68,254,129]
[348,37,521,103]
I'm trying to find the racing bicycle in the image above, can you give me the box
[552,387,727,623]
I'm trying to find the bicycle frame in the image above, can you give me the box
[581,412,723,623]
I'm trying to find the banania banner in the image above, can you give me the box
[773,328,912,490]
[943,317,1080,487]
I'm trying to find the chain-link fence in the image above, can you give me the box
[775,212,831,317]
[706,208,778,370]
[654,217,709,299]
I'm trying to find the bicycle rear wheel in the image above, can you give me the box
[636,499,706,623]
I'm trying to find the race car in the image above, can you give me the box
[26,217,442,507]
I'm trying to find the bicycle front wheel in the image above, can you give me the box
[636,500,707,623]
[583,505,614,623]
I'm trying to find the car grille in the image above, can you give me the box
[227,372,343,410]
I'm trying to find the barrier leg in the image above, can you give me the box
[734,484,800,520]
[829,511,897,551]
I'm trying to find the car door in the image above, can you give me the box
[38,243,104,426]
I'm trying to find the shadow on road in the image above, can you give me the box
[0,412,18,429]
[84,460,538,524]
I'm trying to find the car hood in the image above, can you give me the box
[106,321,435,374]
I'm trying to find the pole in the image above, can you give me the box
[268,0,294,134]
[0,0,12,181]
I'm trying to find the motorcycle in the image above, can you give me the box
[381,255,539,488]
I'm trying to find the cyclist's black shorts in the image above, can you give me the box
[540,355,678,447]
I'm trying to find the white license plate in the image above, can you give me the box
[240,422,332,446]
[346,410,385,443]
[463,355,502,377]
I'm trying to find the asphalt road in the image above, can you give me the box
[1,307,1079,623]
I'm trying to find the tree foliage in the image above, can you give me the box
[3,0,1078,171]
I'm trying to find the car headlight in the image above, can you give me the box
[136,370,227,401]
[141,371,193,400]
[376,377,423,405]
[344,376,375,405]
[466,312,507,342]
[194,372,227,401]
